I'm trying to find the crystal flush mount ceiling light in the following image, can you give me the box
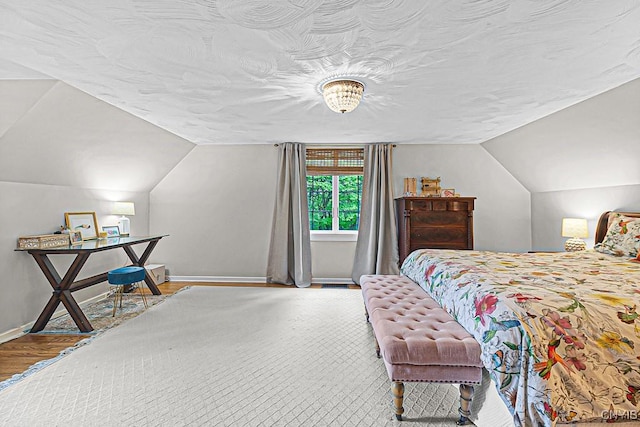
[322,79,365,114]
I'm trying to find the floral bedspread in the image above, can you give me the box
[401,249,640,426]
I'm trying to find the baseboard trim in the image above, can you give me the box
[168,276,266,283]
[314,277,355,285]
[0,291,110,344]
[168,276,354,285]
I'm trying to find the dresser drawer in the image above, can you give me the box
[408,199,474,212]
[410,226,469,248]
[409,210,468,227]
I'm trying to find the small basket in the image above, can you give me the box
[18,234,70,249]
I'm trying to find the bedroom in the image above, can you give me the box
[1,2,640,426]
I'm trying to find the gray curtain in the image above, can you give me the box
[266,142,312,287]
[351,143,399,284]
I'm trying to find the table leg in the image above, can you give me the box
[123,240,162,295]
[30,252,93,333]
[59,289,94,331]
[31,294,65,333]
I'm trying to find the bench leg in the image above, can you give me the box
[363,303,380,357]
[456,384,474,425]
[392,381,404,421]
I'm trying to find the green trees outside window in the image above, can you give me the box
[307,175,363,231]
[308,175,332,230]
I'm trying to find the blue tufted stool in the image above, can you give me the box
[107,266,148,317]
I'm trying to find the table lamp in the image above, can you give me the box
[561,218,588,251]
[112,202,135,236]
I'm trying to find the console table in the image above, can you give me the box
[16,235,167,333]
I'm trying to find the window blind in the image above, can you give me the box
[306,148,364,176]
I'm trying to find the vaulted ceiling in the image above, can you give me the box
[1,1,639,146]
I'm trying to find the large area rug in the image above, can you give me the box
[0,286,467,426]
[0,291,169,393]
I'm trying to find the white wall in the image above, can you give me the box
[531,184,640,251]
[149,144,363,282]
[482,79,640,250]
[482,78,640,193]
[310,241,356,280]
[150,143,533,285]
[0,181,149,335]
[0,80,194,192]
[393,145,532,252]
[149,145,278,279]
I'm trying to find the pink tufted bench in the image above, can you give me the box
[360,275,482,425]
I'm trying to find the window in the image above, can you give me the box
[306,148,363,235]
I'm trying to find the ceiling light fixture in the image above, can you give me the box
[322,79,364,114]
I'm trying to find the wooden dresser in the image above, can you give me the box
[396,197,476,264]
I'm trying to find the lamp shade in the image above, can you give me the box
[112,201,135,216]
[561,218,588,238]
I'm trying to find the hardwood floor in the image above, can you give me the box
[0,281,358,382]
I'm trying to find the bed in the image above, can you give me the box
[400,211,640,426]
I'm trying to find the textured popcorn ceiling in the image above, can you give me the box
[0,1,639,145]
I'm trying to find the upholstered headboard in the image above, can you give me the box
[595,211,640,245]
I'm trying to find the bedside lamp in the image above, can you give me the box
[561,218,588,251]
[112,202,135,236]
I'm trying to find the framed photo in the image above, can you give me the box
[441,188,456,197]
[69,231,83,244]
[102,225,120,237]
[64,212,99,240]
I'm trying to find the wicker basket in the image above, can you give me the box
[18,234,70,249]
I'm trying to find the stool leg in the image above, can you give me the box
[111,287,116,317]
[137,281,148,308]
[392,381,404,421]
[456,384,475,425]
[112,286,122,317]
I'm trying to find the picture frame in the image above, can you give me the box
[64,212,99,241]
[441,188,456,197]
[102,225,120,237]
[69,231,83,245]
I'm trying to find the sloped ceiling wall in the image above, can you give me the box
[1,74,638,195]
[0,80,194,192]
[482,78,640,193]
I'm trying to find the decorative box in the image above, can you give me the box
[17,234,70,249]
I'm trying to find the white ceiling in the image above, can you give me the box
[0,1,639,146]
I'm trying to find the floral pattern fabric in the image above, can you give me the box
[595,213,640,257]
[401,249,640,426]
